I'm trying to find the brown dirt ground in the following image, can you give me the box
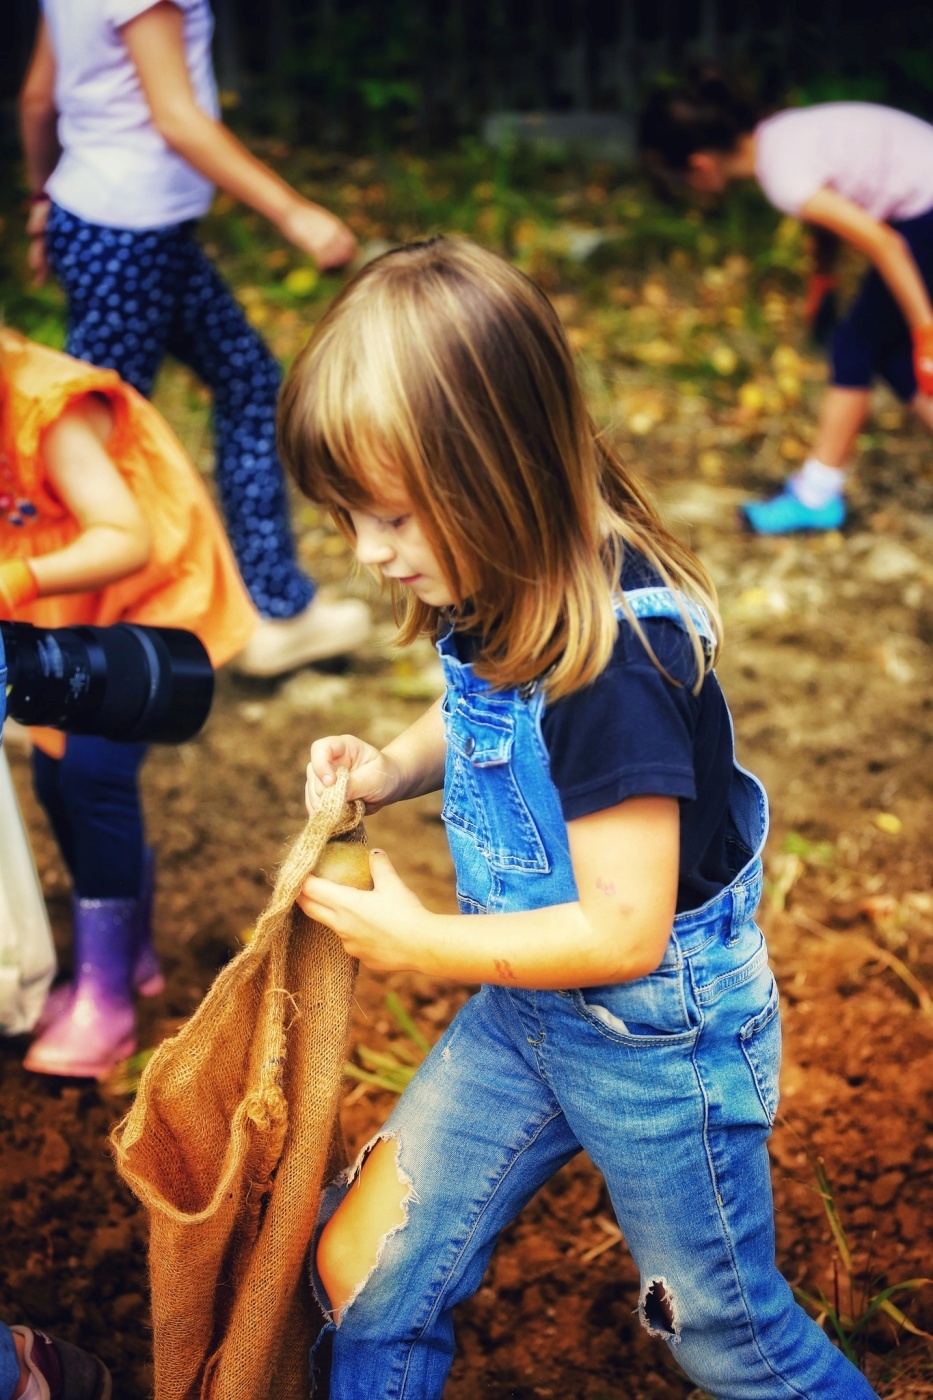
[1,415,931,1399]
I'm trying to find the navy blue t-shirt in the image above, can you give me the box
[538,562,735,914]
[540,619,734,914]
[450,559,737,913]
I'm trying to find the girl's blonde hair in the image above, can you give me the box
[279,237,721,699]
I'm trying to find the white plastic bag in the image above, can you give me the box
[0,748,56,1034]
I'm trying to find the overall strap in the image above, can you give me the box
[621,585,714,657]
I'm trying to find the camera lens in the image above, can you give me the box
[1,622,214,744]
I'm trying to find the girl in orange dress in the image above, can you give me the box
[0,328,257,1077]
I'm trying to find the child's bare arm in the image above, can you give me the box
[120,3,356,270]
[28,395,152,597]
[298,793,681,989]
[17,18,59,287]
[802,188,933,394]
[18,19,59,194]
[305,699,447,815]
[802,188,933,330]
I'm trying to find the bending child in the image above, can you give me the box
[639,71,933,534]
[0,329,256,1078]
[279,238,877,1398]
[19,0,369,674]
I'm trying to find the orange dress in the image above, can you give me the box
[0,329,258,751]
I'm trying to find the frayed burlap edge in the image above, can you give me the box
[112,770,365,1400]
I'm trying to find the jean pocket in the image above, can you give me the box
[739,975,782,1125]
[571,965,700,1045]
[456,889,486,915]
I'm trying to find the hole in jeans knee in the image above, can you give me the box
[640,1277,679,1339]
[317,1133,415,1322]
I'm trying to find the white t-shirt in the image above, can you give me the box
[755,103,933,223]
[43,0,220,230]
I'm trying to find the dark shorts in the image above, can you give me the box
[831,206,933,401]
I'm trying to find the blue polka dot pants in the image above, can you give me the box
[46,203,315,619]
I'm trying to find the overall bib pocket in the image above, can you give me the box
[442,701,549,874]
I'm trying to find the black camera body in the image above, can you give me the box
[0,621,214,744]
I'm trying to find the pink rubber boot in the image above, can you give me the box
[24,896,138,1078]
[34,850,163,1032]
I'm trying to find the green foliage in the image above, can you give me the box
[795,1157,932,1369]
[790,45,933,120]
[358,79,420,116]
[345,992,431,1095]
[287,4,421,140]
[782,832,836,868]
[107,1047,157,1098]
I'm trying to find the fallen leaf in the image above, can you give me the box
[709,344,738,375]
[284,266,319,297]
[698,449,725,479]
[771,345,801,374]
[779,436,806,462]
[631,338,681,366]
[738,382,765,413]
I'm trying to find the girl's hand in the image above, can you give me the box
[278,200,357,271]
[0,560,39,617]
[298,849,434,973]
[912,324,933,396]
[305,736,405,816]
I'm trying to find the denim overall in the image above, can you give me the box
[314,588,876,1400]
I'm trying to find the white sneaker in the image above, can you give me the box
[233,597,372,677]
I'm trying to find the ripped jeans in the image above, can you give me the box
[312,861,876,1400]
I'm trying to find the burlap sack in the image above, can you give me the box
[112,771,367,1400]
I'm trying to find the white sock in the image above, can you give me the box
[789,456,846,508]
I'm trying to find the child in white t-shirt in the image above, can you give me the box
[19,0,370,673]
[640,72,933,534]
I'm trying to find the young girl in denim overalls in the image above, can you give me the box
[280,238,877,1400]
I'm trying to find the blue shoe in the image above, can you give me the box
[740,488,846,536]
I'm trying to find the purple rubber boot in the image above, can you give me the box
[24,897,138,1078]
[34,850,163,1033]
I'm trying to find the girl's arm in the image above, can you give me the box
[17,19,59,286]
[803,224,841,343]
[120,3,356,270]
[26,395,152,597]
[298,793,681,989]
[305,699,447,815]
[801,188,933,389]
[18,19,59,194]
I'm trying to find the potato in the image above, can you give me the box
[311,841,374,891]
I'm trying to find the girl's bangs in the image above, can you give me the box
[300,341,413,514]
